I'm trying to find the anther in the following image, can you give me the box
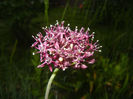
[32,52,35,55]
[59,57,63,62]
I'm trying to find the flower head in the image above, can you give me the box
[31,21,102,71]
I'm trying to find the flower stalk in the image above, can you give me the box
[45,68,59,99]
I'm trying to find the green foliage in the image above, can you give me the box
[44,0,49,25]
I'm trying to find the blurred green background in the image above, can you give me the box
[0,0,133,99]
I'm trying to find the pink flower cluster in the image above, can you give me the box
[31,21,101,71]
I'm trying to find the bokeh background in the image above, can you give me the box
[0,0,133,99]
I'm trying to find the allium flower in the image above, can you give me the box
[31,21,102,71]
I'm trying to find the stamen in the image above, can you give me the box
[59,57,63,62]
[32,52,35,55]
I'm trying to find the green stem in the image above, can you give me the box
[45,68,59,99]
[44,0,49,25]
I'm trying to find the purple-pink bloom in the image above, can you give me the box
[31,21,102,71]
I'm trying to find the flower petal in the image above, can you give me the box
[88,59,95,64]
[55,42,59,49]
[37,63,45,68]
[49,65,53,72]
[81,64,88,69]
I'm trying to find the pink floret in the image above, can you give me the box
[31,21,101,71]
